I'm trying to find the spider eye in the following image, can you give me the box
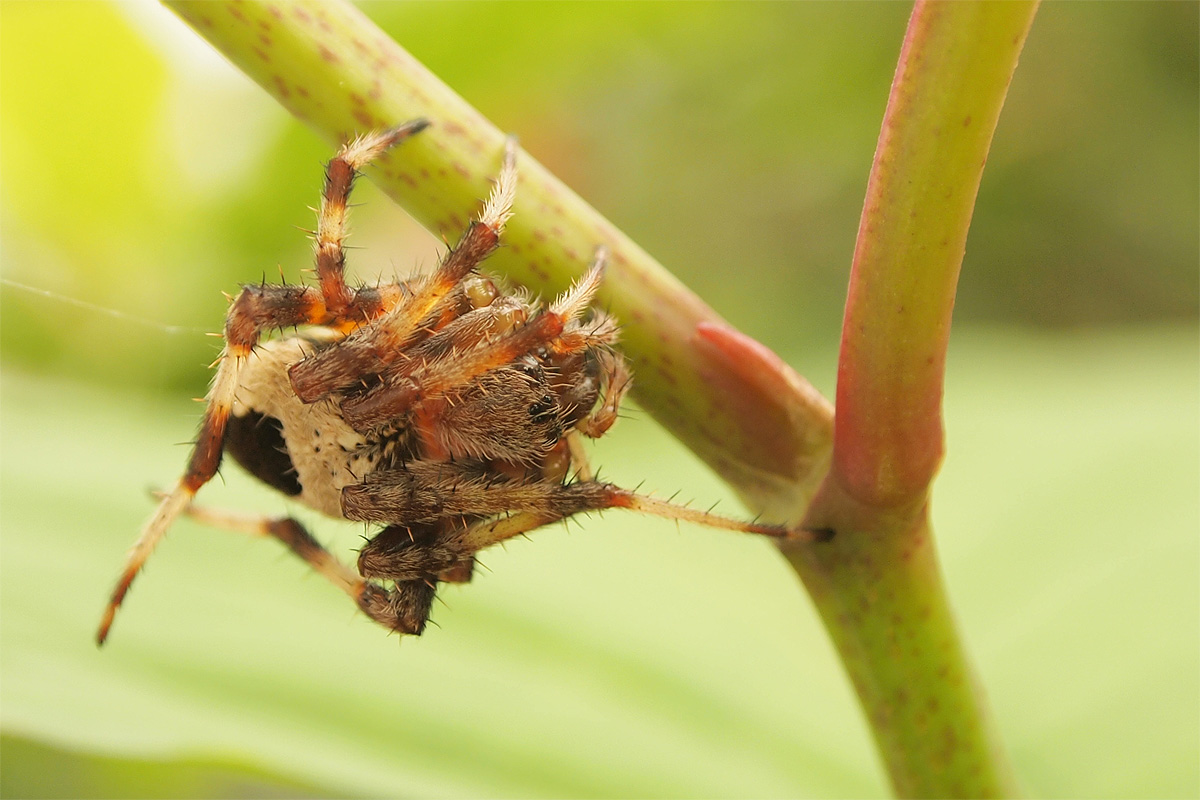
[225,410,303,496]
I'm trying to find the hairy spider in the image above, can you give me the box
[96,119,815,645]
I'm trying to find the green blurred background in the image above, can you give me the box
[1,2,1196,798]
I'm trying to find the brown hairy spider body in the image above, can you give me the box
[96,120,815,644]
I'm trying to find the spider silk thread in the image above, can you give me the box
[0,278,208,336]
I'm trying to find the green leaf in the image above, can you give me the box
[2,327,1196,798]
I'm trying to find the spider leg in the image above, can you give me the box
[358,579,439,636]
[358,517,513,584]
[564,433,595,481]
[574,346,631,439]
[353,476,824,588]
[178,503,440,635]
[474,482,827,545]
[350,521,479,632]
[537,248,626,440]
[338,255,607,437]
[344,465,820,555]
[178,503,365,603]
[98,284,342,645]
[315,120,428,317]
[289,138,520,404]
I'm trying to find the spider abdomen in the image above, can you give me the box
[223,410,302,497]
[229,335,388,519]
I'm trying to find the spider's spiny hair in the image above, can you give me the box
[340,119,430,170]
[479,136,518,233]
[550,246,607,321]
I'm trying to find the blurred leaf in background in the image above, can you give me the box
[1,2,1196,798]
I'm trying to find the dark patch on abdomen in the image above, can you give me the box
[225,410,303,496]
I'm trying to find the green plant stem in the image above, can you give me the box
[793,2,1039,797]
[833,0,1038,508]
[163,0,832,516]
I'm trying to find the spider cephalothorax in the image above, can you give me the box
[97,120,816,644]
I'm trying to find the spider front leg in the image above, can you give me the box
[346,473,809,545]
[315,119,429,319]
[352,481,823,600]
[289,137,520,404]
[338,250,610,443]
[559,344,631,441]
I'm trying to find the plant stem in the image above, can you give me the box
[793,2,1039,796]
[833,0,1039,509]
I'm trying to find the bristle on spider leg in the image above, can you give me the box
[340,118,430,169]
[95,482,194,645]
[479,136,518,233]
[601,486,826,542]
[98,337,251,645]
[550,247,607,321]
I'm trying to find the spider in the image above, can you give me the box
[96,119,818,645]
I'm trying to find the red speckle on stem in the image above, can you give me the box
[272,75,290,99]
[318,45,339,64]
